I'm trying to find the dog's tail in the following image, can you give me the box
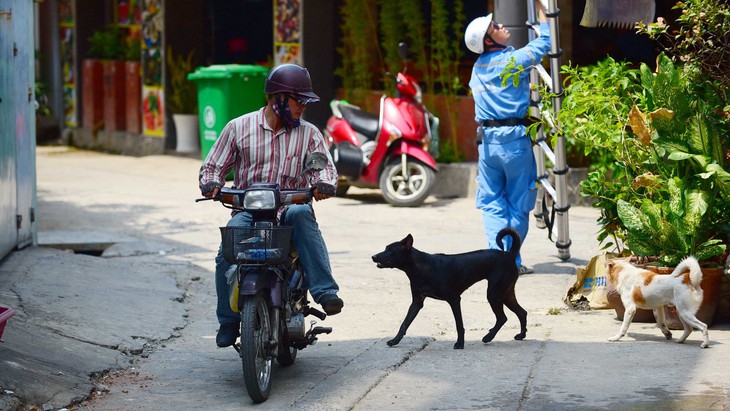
[672,256,703,288]
[496,227,522,260]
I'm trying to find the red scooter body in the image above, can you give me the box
[325,65,440,207]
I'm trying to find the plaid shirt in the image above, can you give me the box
[199,107,337,190]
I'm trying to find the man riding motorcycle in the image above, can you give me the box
[199,63,344,348]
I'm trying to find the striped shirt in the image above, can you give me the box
[199,107,338,190]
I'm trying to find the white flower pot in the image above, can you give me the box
[173,114,200,153]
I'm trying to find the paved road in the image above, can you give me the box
[0,146,728,410]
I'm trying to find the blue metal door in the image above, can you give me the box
[13,2,36,248]
[0,4,18,257]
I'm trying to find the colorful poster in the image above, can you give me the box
[142,86,164,136]
[118,0,142,25]
[141,0,164,137]
[58,0,73,25]
[143,47,162,86]
[59,0,76,127]
[274,0,302,65]
[142,0,163,48]
[63,85,76,127]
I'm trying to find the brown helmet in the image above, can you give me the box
[264,64,320,102]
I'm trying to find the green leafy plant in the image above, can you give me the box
[336,0,380,108]
[124,36,141,61]
[548,53,730,266]
[165,47,198,115]
[88,25,125,60]
[337,0,466,161]
[34,81,52,117]
[638,0,730,103]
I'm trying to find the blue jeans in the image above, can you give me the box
[475,136,537,266]
[215,204,339,325]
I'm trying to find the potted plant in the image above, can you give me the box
[88,24,128,132]
[541,0,730,326]
[165,47,199,153]
[124,36,142,134]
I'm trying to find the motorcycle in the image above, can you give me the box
[196,152,333,403]
[324,42,440,207]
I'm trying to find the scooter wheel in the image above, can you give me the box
[379,158,435,207]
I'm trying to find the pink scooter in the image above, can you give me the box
[324,43,439,207]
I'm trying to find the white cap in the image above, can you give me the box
[464,13,493,54]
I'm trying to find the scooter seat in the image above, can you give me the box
[338,104,379,140]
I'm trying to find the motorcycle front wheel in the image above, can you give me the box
[240,292,273,403]
[379,158,435,207]
[276,318,298,366]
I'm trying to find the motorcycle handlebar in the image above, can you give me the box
[195,187,314,208]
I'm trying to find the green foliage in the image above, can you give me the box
[433,0,465,96]
[436,138,462,164]
[34,82,52,117]
[88,25,126,60]
[124,36,141,61]
[550,53,729,266]
[429,0,466,161]
[397,0,430,91]
[638,0,730,103]
[337,0,466,160]
[378,0,401,96]
[165,47,198,115]
[335,0,380,106]
[88,25,141,61]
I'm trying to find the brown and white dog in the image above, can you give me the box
[606,256,709,348]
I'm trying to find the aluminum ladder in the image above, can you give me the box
[526,0,571,261]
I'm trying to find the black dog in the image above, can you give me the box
[371,227,527,349]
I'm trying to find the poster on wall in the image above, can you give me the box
[142,87,164,134]
[141,0,164,136]
[59,0,76,127]
[273,0,302,65]
[118,0,142,25]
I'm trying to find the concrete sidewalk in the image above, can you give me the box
[1,146,729,410]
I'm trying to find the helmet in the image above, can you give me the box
[464,13,493,54]
[264,64,320,102]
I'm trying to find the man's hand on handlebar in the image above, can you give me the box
[313,182,336,201]
[201,182,223,198]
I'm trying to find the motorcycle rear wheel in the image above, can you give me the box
[240,292,273,403]
[380,158,435,207]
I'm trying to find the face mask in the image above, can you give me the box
[272,94,300,132]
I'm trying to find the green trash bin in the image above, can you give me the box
[188,64,269,161]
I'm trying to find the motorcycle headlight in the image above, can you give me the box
[243,189,277,210]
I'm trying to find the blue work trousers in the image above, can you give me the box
[475,135,537,266]
[215,204,339,325]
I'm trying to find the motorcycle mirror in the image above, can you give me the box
[398,42,409,61]
[303,152,328,173]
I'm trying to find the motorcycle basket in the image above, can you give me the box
[220,226,293,265]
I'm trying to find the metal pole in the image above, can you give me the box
[494,0,528,49]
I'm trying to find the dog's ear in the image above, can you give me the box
[401,234,413,250]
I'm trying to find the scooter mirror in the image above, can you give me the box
[398,42,409,61]
[303,152,328,173]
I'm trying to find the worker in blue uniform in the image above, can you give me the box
[464,0,550,274]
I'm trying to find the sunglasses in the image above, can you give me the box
[289,95,309,108]
[489,21,500,33]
